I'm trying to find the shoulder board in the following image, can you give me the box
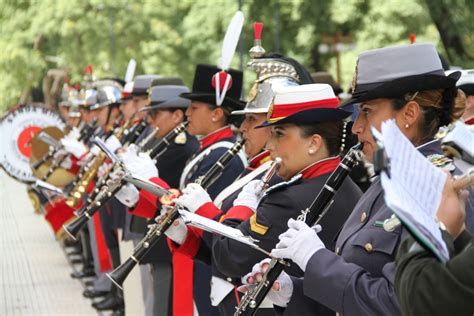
[427,154,455,172]
[249,213,269,235]
[264,174,302,196]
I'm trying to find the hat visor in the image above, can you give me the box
[341,71,461,108]
[231,108,269,115]
[256,108,352,128]
[180,92,245,110]
[141,99,189,112]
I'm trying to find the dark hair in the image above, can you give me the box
[298,120,354,157]
[390,88,466,144]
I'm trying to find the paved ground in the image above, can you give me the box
[0,170,98,316]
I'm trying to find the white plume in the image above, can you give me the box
[219,11,244,71]
[124,59,137,83]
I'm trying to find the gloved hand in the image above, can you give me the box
[65,127,80,140]
[61,138,88,159]
[239,258,294,307]
[125,153,158,179]
[98,162,112,178]
[122,150,158,180]
[233,179,264,211]
[271,219,325,272]
[90,144,101,156]
[105,135,122,153]
[115,183,139,208]
[173,183,212,213]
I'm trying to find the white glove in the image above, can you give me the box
[271,219,325,272]
[90,144,100,156]
[233,180,263,211]
[124,152,158,179]
[105,135,122,153]
[115,183,139,208]
[65,127,80,140]
[239,258,294,307]
[98,162,112,178]
[173,183,212,213]
[61,138,88,159]
[165,217,188,245]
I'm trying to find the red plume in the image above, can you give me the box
[254,22,263,40]
[409,33,416,44]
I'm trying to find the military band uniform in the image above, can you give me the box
[277,138,463,316]
[213,157,362,315]
[395,230,474,316]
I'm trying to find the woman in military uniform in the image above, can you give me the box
[242,43,467,315]
[211,83,362,315]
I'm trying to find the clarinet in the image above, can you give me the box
[32,118,98,171]
[235,143,362,316]
[63,124,186,237]
[107,139,245,289]
[40,120,100,181]
[147,122,188,158]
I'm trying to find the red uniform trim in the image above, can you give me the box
[93,212,113,272]
[168,227,204,316]
[300,156,341,179]
[220,205,254,222]
[195,202,223,219]
[199,126,234,150]
[130,177,171,219]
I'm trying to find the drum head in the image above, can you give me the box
[1,105,65,183]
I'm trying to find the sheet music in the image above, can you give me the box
[178,209,271,256]
[380,119,449,262]
[443,121,474,157]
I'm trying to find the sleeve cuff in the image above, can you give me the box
[220,205,254,222]
[195,202,223,220]
[129,177,172,219]
[167,226,203,258]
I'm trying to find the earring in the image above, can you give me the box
[405,123,409,128]
[308,149,315,155]
[212,118,217,122]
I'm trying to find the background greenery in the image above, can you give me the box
[1,0,473,112]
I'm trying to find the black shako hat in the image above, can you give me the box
[180,64,245,112]
[343,43,461,106]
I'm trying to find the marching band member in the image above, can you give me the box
[212,83,362,315]
[117,80,200,316]
[243,43,467,316]
[168,51,313,315]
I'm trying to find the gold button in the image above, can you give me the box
[360,212,367,222]
[364,243,373,252]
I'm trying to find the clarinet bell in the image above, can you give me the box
[107,257,138,290]
[63,214,89,241]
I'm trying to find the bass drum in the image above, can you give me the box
[1,105,66,183]
[29,126,75,186]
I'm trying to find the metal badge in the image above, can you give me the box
[174,132,187,145]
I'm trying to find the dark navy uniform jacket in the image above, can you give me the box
[212,157,362,284]
[280,139,460,316]
[175,126,246,316]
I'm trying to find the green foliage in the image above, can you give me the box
[0,0,473,112]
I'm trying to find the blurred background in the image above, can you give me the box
[1,0,473,112]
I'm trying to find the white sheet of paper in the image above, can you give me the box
[442,121,474,157]
[380,120,449,262]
